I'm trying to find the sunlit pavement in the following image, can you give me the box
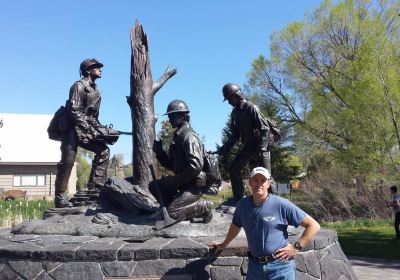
[349,256,400,280]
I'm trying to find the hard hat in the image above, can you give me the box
[164,100,190,115]
[222,83,241,101]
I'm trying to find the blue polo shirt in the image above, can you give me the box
[232,194,306,257]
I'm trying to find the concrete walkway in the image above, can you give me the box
[349,256,400,280]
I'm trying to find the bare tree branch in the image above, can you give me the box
[151,66,177,96]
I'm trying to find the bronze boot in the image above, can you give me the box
[55,193,73,208]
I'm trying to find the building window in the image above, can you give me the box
[13,175,46,187]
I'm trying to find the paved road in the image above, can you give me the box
[349,256,400,280]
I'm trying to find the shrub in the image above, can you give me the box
[298,166,392,222]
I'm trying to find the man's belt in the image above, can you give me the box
[247,251,275,263]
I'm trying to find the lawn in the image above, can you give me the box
[323,219,400,261]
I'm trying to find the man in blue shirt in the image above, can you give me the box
[210,167,320,279]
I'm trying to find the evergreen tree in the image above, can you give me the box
[216,114,242,180]
[108,154,124,176]
[157,120,174,177]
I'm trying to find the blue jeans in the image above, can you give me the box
[246,259,296,280]
[395,211,400,238]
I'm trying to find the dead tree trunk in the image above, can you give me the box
[127,21,176,189]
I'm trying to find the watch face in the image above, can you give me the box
[295,242,303,250]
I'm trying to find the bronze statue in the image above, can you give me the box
[151,100,212,223]
[54,58,119,208]
[214,83,278,204]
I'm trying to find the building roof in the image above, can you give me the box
[0,113,61,163]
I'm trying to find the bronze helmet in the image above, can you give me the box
[222,83,242,101]
[164,100,190,115]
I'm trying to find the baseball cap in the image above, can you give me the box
[250,167,270,179]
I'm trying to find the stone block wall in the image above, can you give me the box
[0,228,356,280]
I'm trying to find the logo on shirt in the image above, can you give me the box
[263,216,276,222]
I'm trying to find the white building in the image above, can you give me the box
[0,113,76,199]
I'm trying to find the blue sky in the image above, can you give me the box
[0,0,322,164]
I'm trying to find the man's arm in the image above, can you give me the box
[249,103,270,149]
[387,198,400,208]
[209,223,241,251]
[274,215,320,261]
[68,83,88,128]
[297,215,321,248]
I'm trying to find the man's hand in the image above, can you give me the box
[208,224,240,255]
[208,241,227,252]
[274,243,297,261]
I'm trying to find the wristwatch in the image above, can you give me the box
[294,241,303,251]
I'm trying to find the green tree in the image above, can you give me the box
[159,120,174,151]
[75,147,92,190]
[247,0,400,177]
[216,114,242,180]
[156,120,174,177]
[123,163,133,177]
[108,153,124,176]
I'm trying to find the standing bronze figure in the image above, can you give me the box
[214,83,277,204]
[54,58,118,208]
[151,100,212,223]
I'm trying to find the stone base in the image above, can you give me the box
[0,227,356,280]
[12,208,233,239]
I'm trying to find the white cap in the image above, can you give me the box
[250,167,271,179]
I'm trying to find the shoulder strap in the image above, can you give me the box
[76,80,90,91]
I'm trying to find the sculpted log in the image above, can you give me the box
[127,21,176,189]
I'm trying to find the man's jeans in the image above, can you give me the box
[395,211,400,238]
[246,259,296,280]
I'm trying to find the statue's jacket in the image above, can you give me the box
[156,122,206,189]
[67,78,102,143]
[222,99,270,153]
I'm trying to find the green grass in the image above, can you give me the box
[0,199,54,229]
[202,187,234,207]
[323,219,400,260]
